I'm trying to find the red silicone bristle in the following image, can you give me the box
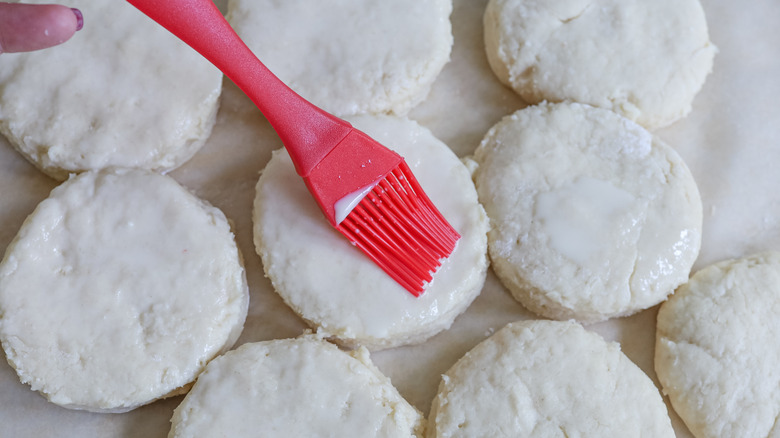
[336,161,461,296]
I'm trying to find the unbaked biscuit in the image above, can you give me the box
[472,102,702,323]
[429,320,675,437]
[483,0,717,129]
[169,336,425,438]
[226,0,452,117]
[655,252,780,438]
[0,168,249,412]
[253,114,489,350]
[0,0,223,180]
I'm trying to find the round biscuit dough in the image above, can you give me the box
[0,168,249,412]
[429,319,675,437]
[0,0,223,181]
[483,0,717,130]
[169,336,425,438]
[655,252,780,438]
[472,102,702,323]
[253,115,489,350]
[226,0,452,117]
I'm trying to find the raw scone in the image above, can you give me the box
[655,252,780,438]
[472,102,702,323]
[253,115,489,350]
[168,336,425,438]
[483,0,717,130]
[0,168,249,412]
[429,319,675,437]
[226,0,452,117]
[0,0,223,180]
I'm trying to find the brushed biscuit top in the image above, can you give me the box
[0,169,249,412]
[169,337,425,438]
[484,0,717,129]
[226,0,452,117]
[253,115,489,350]
[655,252,780,438]
[429,320,675,437]
[472,102,702,323]
[0,0,223,180]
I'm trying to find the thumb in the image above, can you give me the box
[0,3,83,54]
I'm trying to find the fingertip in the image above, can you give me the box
[46,4,82,43]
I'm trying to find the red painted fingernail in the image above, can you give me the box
[72,8,83,31]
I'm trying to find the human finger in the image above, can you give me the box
[0,3,82,54]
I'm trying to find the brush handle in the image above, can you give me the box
[126,0,352,177]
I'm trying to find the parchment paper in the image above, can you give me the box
[1,0,778,436]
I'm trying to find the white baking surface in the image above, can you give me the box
[0,0,777,436]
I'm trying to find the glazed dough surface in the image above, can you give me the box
[429,320,674,437]
[0,0,223,180]
[473,102,702,322]
[484,0,716,129]
[0,169,248,412]
[655,252,780,438]
[169,337,425,438]
[253,115,489,350]
[226,0,452,117]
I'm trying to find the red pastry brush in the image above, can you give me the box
[126,0,460,296]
